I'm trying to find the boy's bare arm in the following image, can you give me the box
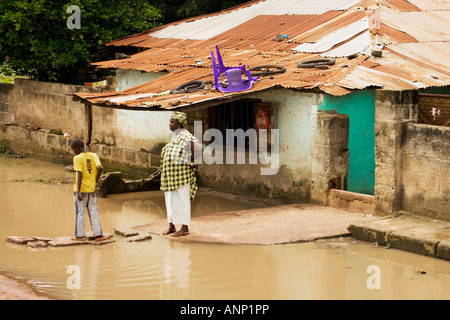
[96,165,103,183]
[76,171,83,201]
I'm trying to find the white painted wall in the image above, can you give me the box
[248,89,324,180]
[114,69,172,151]
[116,69,168,92]
[116,109,171,151]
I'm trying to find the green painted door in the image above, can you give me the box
[319,89,376,195]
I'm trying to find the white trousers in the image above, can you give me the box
[164,184,191,226]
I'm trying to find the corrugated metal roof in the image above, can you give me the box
[148,0,362,40]
[321,31,372,57]
[77,0,450,110]
[292,18,369,53]
[405,0,450,10]
[380,8,450,42]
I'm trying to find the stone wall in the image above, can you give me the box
[374,89,449,221]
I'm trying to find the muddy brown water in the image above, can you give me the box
[0,164,449,299]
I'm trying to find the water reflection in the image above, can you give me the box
[162,242,192,299]
[0,182,449,300]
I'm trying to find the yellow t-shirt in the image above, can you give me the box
[73,152,102,193]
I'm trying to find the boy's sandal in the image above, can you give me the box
[95,235,110,241]
[71,237,87,241]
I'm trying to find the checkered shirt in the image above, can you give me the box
[160,129,199,201]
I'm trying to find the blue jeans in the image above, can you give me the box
[74,192,103,238]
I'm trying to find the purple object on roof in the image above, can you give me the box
[211,46,259,93]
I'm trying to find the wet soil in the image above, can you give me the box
[0,157,73,185]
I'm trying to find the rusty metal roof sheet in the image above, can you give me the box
[405,0,450,10]
[293,17,369,54]
[149,0,362,41]
[78,0,450,110]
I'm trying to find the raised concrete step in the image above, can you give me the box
[348,215,450,260]
[329,189,374,214]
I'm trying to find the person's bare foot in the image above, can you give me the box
[162,223,176,235]
[172,225,189,237]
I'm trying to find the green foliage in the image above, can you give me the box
[0,60,17,83]
[0,0,161,82]
[0,140,13,155]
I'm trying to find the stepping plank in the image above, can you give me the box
[48,236,115,247]
[7,236,36,244]
[120,233,152,242]
[114,228,140,237]
[27,241,49,248]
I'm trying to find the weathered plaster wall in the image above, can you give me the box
[319,89,376,195]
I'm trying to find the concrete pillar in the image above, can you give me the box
[84,104,92,149]
[374,89,418,215]
[311,111,349,205]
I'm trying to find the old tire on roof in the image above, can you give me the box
[297,58,335,68]
[249,65,286,76]
[173,81,205,94]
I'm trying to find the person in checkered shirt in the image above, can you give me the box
[160,111,202,237]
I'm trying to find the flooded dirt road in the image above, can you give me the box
[0,158,449,300]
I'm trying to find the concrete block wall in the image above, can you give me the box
[0,83,14,124]
[374,90,418,215]
[400,123,450,220]
[0,124,160,178]
[1,78,165,154]
[12,78,101,138]
[374,89,449,221]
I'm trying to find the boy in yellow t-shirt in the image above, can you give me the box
[70,138,108,241]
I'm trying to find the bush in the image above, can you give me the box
[0,0,161,83]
